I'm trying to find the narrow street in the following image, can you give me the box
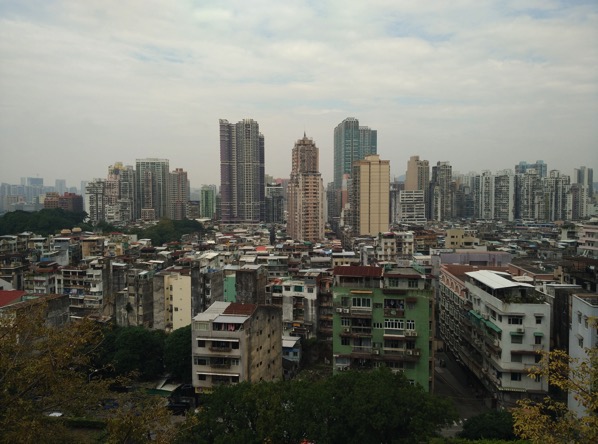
[434,349,490,437]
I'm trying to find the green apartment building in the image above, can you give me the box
[332,266,434,391]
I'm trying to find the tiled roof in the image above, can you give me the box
[0,290,26,308]
[223,303,257,316]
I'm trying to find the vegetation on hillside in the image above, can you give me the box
[178,367,457,444]
[0,208,88,236]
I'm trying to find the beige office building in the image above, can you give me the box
[351,154,390,236]
[287,134,325,243]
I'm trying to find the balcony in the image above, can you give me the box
[210,362,231,369]
[384,308,405,318]
[209,345,232,353]
[351,346,373,355]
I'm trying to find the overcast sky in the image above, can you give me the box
[1,0,596,189]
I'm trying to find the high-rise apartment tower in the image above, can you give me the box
[219,119,265,224]
[287,134,325,243]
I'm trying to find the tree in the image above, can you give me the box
[103,327,166,380]
[0,302,176,443]
[512,347,598,443]
[459,410,517,440]
[179,368,457,444]
[164,325,192,382]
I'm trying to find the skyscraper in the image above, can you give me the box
[200,185,217,219]
[575,166,594,198]
[169,168,190,220]
[350,154,390,236]
[135,158,170,220]
[219,119,265,224]
[515,160,547,178]
[430,161,453,221]
[287,133,325,243]
[404,155,430,220]
[332,118,377,219]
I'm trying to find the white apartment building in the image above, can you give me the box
[568,293,598,416]
[463,270,551,407]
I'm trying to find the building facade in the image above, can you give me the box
[332,266,434,391]
[191,302,282,393]
[332,118,377,220]
[350,154,390,236]
[287,134,325,243]
[219,119,265,224]
[135,158,170,220]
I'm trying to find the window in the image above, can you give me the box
[373,322,383,329]
[535,335,542,345]
[352,297,371,308]
[511,372,522,381]
[197,374,206,381]
[284,286,291,291]
[341,318,351,327]
[307,287,314,294]
[511,335,523,344]
[341,337,350,346]
[388,278,399,288]
[584,317,588,328]
[197,340,206,348]
[535,316,542,324]
[535,354,542,363]
[384,319,404,329]
[384,298,404,309]
[408,279,418,288]
[194,357,207,366]
[406,319,415,330]
[578,337,584,348]
[511,354,522,363]
[232,342,239,349]
[577,312,582,324]
[508,317,523,325]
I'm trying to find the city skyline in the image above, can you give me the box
[1,1,597,186]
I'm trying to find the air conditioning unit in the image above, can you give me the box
[517,327,524,333]
[373,350,380,355]
[413,350,420,356]
[336,308,343,313]
[343,308,350,314]
[344,328,350,333]
[482,314,489,320]
[406,350,413,356]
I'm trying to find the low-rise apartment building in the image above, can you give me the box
[191,302,282,394]
[439,266,551,408]
[332,266,434,391]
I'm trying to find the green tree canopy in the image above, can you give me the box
[97,326,166,381]
[0,208,88,236]
[459,410,517,441]
[164,325,192,382]
[180,368,457,444]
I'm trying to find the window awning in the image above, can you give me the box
[484,320,502,333]
[533,332,544,337]
[469,310,483,320]
[510,331,524,336]
[197,372,240,377]
[196,337,239,342]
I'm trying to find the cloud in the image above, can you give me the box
[0,0,596,189]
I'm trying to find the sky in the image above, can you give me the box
[1,0,597,189]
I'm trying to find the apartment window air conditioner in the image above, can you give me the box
[336,308,343,313]
[373,350,380,355]
[344,328,350,333]
[406,350,413,356]
[343,308,350,314]
[517,328,524,333]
